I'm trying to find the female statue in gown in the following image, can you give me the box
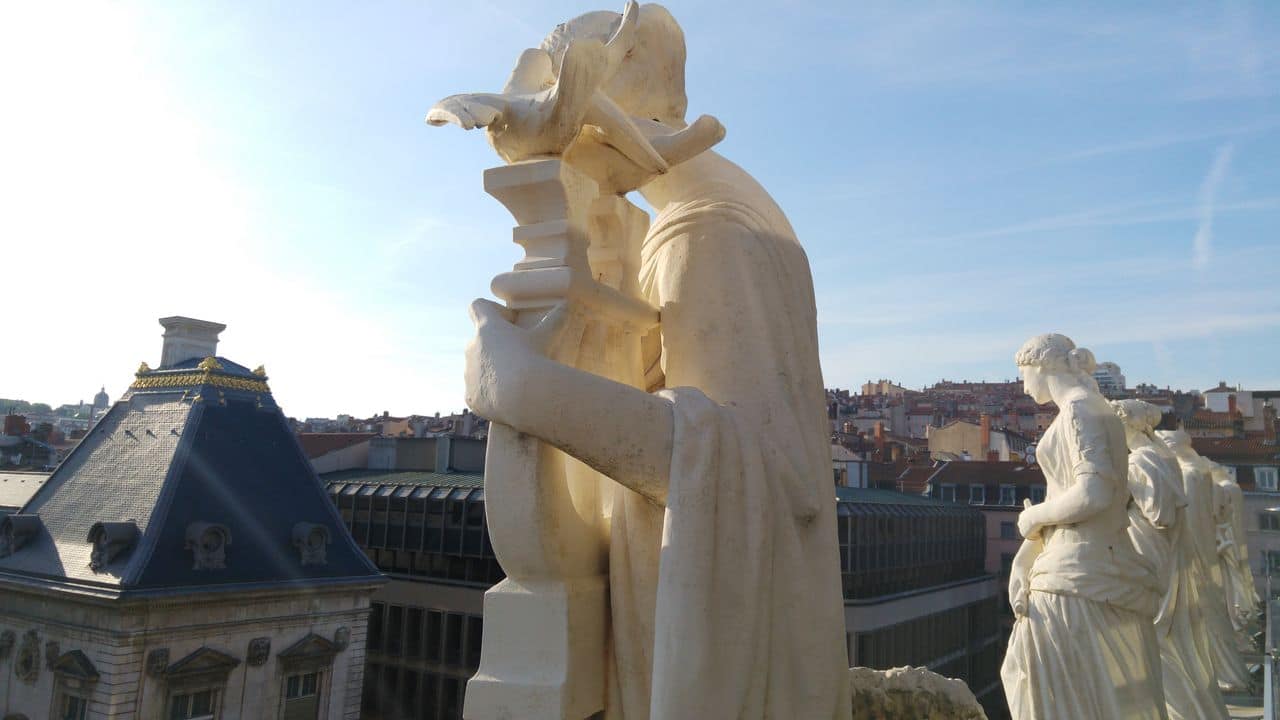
[1158,429,1252,691]
[1112,400,1227,720]
[444,4,851,719]
[1210,463,1259,639]
[1001,334,1167,719]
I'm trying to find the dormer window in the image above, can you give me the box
[0,515,42,558]
[86,521,139,572]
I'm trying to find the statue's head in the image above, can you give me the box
[542,3,688,125]
[1110,399,1163,435]
[1155,428,1192,453]
[1014,333,1096,404]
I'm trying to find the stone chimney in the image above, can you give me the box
[1228,394,1238,417]
[980,414,991,454]
[874,421,885,458]
[159,317,226,369]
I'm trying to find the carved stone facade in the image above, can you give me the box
[0,318,383,719]
[0,587,372,719]
[247,637,271,667]
[185,522,232,570]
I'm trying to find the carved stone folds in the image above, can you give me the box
[185,522,231,570]
[146,648,170,677]
[292,522,331,566]
[14,630,38,684]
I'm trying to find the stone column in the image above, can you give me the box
[464,158,655,720]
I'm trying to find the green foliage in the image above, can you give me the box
[0,398,54,416]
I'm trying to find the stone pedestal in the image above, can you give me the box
[464,159,654,720]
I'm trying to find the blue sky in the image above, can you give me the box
[2,1,1277,418]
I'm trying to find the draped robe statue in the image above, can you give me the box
[428,4,851,718]
[1002,335,1166,720]
[1210,463,1260,643]
[1112,401,1227,720]
[1157,430,1250,692]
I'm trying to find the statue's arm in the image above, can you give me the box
[1018,403,1114,538]
[466,300,673,506]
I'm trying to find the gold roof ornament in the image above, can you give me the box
[197,357,224,372]
[136,362,152,376]
[252,365,267,377]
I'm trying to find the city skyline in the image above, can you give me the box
[2,1,1278,418]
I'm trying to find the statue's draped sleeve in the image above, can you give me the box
[613,197,849,719]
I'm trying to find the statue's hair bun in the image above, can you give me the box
[1068,347,1097,376]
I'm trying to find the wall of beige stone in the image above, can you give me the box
[0,585,375,719]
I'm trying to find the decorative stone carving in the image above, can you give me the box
[430,3,849,719]
[44,640,60,670]
[49,649,100,684]
[146,648,170,677]
[276,633,339,674]
[849,666,986,720]
[0,515,42,558]
[333,626,350,651]
[86,520,139,571]
[0,629,13,659]
[1001,334,1165,719]
[14,630,39,684]
[184,521,231,570]
[161,646,242,690]
[291,522,331,566]
[247,638,270,667]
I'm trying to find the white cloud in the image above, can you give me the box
[1192,143,1234,269]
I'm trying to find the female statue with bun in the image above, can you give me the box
[1002,333,1167,719]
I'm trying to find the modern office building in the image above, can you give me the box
[332,457,1003,719]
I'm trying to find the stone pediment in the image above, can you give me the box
[277,633,339,671]
[50,649,99,682]
[164,646,241,687]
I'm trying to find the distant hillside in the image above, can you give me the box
[0,399,86,418]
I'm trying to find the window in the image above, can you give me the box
[168,689,218,720]
[940,484,956,503]
[281,671,321,720]
[999,485,1016,506]
[1258,467,1279,492]
[969,485,985,504]
[1000,522,1018,540]
[1261,513,1280,532]
[1269,551,1280,574]
[1000,553,1014,577]
[1030,486,1046,504]
[58,693,88,720]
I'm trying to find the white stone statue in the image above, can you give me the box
[429,4,850,719]
[1210,462,1260,643]
[1158,429,1252,692]
[1001,334,1167,719]
[1112,400,1227,720]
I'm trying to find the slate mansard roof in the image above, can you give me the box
[0,355,382,598]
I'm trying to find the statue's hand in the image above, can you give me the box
[566,114,726,195]
[1009,565,1030,619]
[464,299,574,427]
[1017,499,1043,540]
